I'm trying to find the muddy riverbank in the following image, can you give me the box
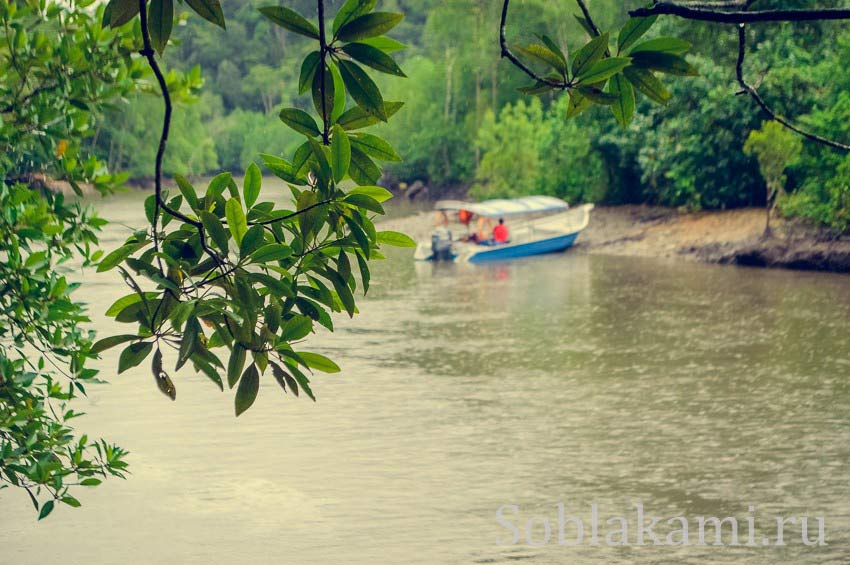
[382,204,850,274]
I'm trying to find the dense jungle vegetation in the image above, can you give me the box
[91,0,850,231]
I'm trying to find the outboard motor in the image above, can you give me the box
[430,228,454,261]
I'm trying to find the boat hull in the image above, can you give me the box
[466,231,579,263]
[414,203,593,263]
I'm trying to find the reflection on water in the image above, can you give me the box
[2,191,850,564]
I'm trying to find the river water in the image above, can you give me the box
[2,191,850,564]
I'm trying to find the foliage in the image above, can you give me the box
[0,183,129,519]
[377,55,476,186]
[92,0,415,429]
[0,0,137,517]
[99,90,218,178]
[744,121,802,208]
[780,154,850,234]
[472,97,605,203]
[621,52,764,209]
[0,0,138,193]
[509,12,697,126]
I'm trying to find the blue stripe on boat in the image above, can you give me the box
[467,231,580,263]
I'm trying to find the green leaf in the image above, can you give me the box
[630,37,691,55]
[608,73,635,128]
[225,198,248,246]
[311,63,335,122]
[376,230,415,247]
[307,139,333,187]
[105,292,157,317]
[97,243,138,272]
[261,154,306,185]
[177,316,201,371]
[118,342,153,374]
[228,344,247,389]
[344,193,384,214]
[243,163,262,208]
[206,172,231,202]
[323,268,356,317]
[235,365,260,416]
[61,496,82,508]
[279,315,313,342]
[298,351,341,373]
[617,15,657,54]
[577,86,618,105]
[80,479,102,487]
[279,108,321,137]
[104,0,140,28]
[358,36,406,53]
[355,251,370,293]
[251,243,293,263]
[199,210,229,252]
[240,224,266,257]
[192,354,224,391]
[152,348,177,400]
[174,174,198,210]
[349,133,401,161]
[330,61,347,122]
[630,51,699,76]
[289,365,316,400]
[336,12,403,42]
[347,185,393,203]
[538,34,567,70]
[515,44,566,75]
[517,81,554,96]
[270,361,298,396]
[575,57,631,85]
[344,215,371,258]
[338,60,386,121]
[38,500,54,521]
[144,194,157,224]
[150,0,173,54]
[337,101,403,130]
[299,51,321,94]
[185,0,225,29]
[572,33,609,79]
[623,66,670,105]
[333,0,376,34]
[90,334,140,355]
[259,6,317,38]
[341,43,406,77]
[331,124,351,182]
[348,146,381,185]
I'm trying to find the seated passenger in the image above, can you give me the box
[493,218,509,243]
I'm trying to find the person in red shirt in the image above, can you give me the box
[493,218,509,243]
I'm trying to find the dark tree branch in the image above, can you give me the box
[138,0,202,231]
[253,199,335,226]
[575,0,609,56]
[630,3,850,23]
[499,0,567,88]
[575,0,602,36]
[318,0,330,145]
[0,71,88,114]
[735,24,850,152]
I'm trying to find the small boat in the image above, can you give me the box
[414,196,593,263]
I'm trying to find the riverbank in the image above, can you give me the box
[381,204,850,274]
[581,206,850,273]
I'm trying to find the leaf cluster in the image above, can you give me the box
[515,14,698,127]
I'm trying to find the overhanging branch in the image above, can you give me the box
[499,0,567,88]
[630,3,850,23]
[736,23,850,152]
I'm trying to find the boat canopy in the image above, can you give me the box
[434,196,568,218]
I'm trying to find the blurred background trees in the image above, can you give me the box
[87,0,850,233]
